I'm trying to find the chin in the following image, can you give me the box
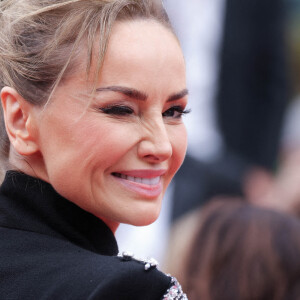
[126,208,161,227]
[132,217,158,227]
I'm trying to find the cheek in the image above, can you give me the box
[75,120,140,167]
[168,124,187,175]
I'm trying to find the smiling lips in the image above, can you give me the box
[111,169,166,198]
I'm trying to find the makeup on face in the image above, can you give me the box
[32,20,188,230]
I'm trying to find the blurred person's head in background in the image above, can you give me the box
[183,199,300,300]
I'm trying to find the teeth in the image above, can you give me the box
[142,177,160,185]
[127,176,135,182]
[142,178,151,185]
[135,177,142,183]
[114,173,160,185]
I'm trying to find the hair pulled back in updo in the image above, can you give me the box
[0,0,172,163]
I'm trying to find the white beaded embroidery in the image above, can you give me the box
[117,252,188,299]
[162,275,188,300]
[118,251,159,271]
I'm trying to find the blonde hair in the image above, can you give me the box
[0,0,172,161]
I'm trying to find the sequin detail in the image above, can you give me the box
[118,251,159,271]
[162,275,188,300]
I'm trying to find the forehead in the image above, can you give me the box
[55,19,185,104]
[98,20,185,89]
[111,19,177,43]
[107,19,181,59]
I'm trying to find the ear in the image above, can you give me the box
[1,87,39,156]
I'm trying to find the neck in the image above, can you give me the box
[9,149,120,235]
[99,217,120,234]
[8,148,49,182]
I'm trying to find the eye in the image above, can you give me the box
[162,106,191,119]
[99,105,134,116]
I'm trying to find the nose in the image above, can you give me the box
[137,117,172,163]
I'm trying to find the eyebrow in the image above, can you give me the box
[167,88,189,102]
[96,86,188,102]
[96,86,147,101]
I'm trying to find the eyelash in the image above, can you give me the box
[162,106,191,119]
[99,105,134,116]
[99,105,191,118]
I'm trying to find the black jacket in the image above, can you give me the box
[0,171,186,300]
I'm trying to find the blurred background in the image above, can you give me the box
[115,0,300,274]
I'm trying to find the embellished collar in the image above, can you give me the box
[0,171,118,256]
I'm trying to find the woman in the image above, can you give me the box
[179,200,300,300]
[0,0,188,299]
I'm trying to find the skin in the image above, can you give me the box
[1,20,188,233]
